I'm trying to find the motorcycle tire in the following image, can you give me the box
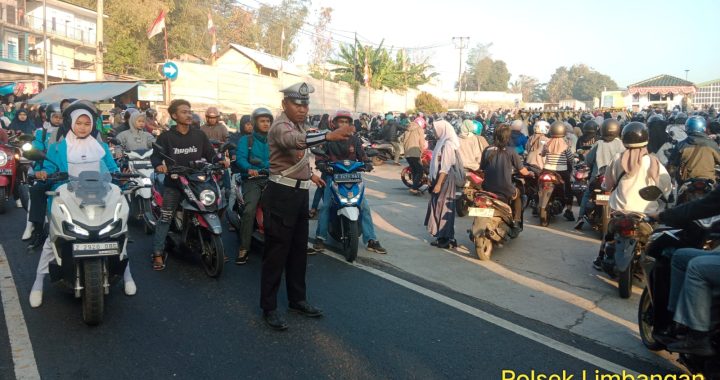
[141,198,155,234]
[539,207,549,227]
[17,183,29,211]
[456,197,469,217]
[400,167,412,188]
[638,287,664,351]
[200,230,224,278]
[372,156,384,167]
[340,216,359,263]
[81,258,104,326]
[618,261,633,299]
[0,187,6,215]
[474,236,493,261]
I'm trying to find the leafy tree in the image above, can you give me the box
[254,0,309,59]
[415,92,446,114]
[308,7,333,80]
[459,57,510,91]
[509,75,539,102]
[546,64,618,102]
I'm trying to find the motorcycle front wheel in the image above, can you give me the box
[81,258,104,325]
[638,287,663,351]
[400,167,412,188]
[200,230,224,278]
[340,216,359,262]
[141,198,156,234]
[474,236,493,261]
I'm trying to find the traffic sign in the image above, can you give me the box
[162,62,179,80]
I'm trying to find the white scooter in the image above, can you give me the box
[122,149,155,233]
[25,148,147,325]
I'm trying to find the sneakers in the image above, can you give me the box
[311,240,325,255]
[124,280,137,296]
[29,290,43,308]
[592,256,603,271]
[21,222,34,241]
[563,209,575,221]
[367,240,387,254]
[574,216,586,230]
[15,198,22,208]
[235,249,248,265]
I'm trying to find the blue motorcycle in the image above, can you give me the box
[326,160,367,262]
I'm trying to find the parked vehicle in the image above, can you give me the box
[367,141,395,166]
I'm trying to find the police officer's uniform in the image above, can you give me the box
[260,83,329,321]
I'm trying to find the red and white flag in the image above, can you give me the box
[147,10,166,39]
[207,12,216,34]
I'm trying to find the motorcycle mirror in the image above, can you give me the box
[22,148,46,161]
[220,143,237,153]
[639,186,663,201]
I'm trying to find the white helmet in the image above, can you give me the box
[534,120,549,135]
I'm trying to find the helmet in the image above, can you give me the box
[205,107,219,117]
[600,119,622,142]
[251,107,274,125]
[191,113,201,126]
[146,108,157,118]
[580,113,593,123]
[61,100,99,137]
[582,120,599,135]
[533,120,549,135]
[674,112,688,125]
[685,116,707,135]
[631,113,646,122]
[647,113,665,123]
[45,103,61,120]
[332,109,353,128]
[549,121,566,138]
[621,122,649,148]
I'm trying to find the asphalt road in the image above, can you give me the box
[0,201,669,379]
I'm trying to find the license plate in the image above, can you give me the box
[132,160,151,165]
[596,194,610,201]
[72,242,119,257]
[0,169,12,175]
[469,207,494,217]
[334,173,362,183]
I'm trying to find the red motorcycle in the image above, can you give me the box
[0,133,34,213]
[401,149,432,190]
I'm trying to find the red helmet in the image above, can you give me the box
[331,109,353,129]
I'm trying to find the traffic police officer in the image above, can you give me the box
[261,82,354,330]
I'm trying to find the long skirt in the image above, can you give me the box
[424,175,456,239]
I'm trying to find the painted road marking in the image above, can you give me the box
[0,245,40,380]
[320,249,640,376]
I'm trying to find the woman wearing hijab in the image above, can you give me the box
[540,121,576,221]
[9,108,35,135]
[458,119,482,171]
[28,103,135,308]
[401,120,428,194]
[424,119,461,249]
[525,120,549,174]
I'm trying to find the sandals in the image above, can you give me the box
[152,252,166,271]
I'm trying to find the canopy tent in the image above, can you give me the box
[28,81,141,104]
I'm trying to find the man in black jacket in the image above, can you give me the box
[382,113,401,165]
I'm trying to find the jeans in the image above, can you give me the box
[406,156,423,190]
[577,187,591,218]
[311,184,324,210]
[674,255,720,331]
[315,174,377,244]
[152,186,181,253]
[239,178,267,251]
[668,248,717,312]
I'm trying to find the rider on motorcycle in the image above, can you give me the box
[668,115,720,184]
[114,111,156,152]
[575,119,625,229]
[29,101,134,307]
[592,122,671,270]
[150,99,228,271]
[575,120,599,152]
[510,120,528,155]
[312,110,387,254]
[540,121,576,221]
[459,119,482,171]
[233,107,272,265]
[480,124,533,229]
[525,120,549,175]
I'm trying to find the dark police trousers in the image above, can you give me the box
[260,181,309,311]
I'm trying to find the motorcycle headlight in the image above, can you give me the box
[62,221,89,237]
[99,220,122,237]
[199,189,217,206]
[0,151,7,166]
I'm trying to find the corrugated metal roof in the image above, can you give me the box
[228,44,303,76]
[628,74,694,88]
[27,81,141,104]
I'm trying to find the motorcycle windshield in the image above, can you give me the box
[68,170,113,207]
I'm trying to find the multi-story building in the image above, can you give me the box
[693,79,720,111]
[0,0,99,88]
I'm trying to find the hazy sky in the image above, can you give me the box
[247,0,720,90]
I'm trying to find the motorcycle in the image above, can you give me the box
[367,141,395,166]
[571,159,590,207]
[151,143,230,278]
[0,133,34,213]
[468,175,525,261]
[400,148,432,191]
[24,145,147,325]
[677,178,714,205]
[226,167,269,247]
[580,168,611,236]
[537,170,567,227]
[325,160,368,262]
[601,211,654,298]
[120,148,155,234]
[456,169,484,217]
[636,185,720,378]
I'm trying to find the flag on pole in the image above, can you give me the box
[147,10,166,39]
[207,12,216,34]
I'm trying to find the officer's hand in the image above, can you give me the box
[35,171,48,180]
[326,124,354,141]
[156,164,167,173]
[248,169,259,177]
[311,174,326,187]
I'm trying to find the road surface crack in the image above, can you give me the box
[565,293,608,330]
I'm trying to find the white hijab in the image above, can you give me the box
[66,109,105,177]
[429,120,460,179]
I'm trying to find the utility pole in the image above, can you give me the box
[452,36,469,109]
[42,0,47,89]
[95,0,104,80]
[684,69,689,81]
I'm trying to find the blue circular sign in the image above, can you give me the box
[162,62,179,80]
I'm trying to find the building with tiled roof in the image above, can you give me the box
[625,74,696,111]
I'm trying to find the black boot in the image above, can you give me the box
[667,329,716,356]
[27,224,45,249]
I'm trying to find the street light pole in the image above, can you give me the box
[684,69,689,81]
[452,37,469,109]
[95,0,103,80]
[42,0,47,89]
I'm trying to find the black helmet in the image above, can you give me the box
[60,100,99,139]
[600,119,622,142]
[580,113,592,123]
[674,112,688,125]
[251,107,274,125]
[647,113,665,124]
[582,120,599,135]
[621,122,649,148]
[45,103,61,120]
[631,113,646,122]
[549,121,566,138]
